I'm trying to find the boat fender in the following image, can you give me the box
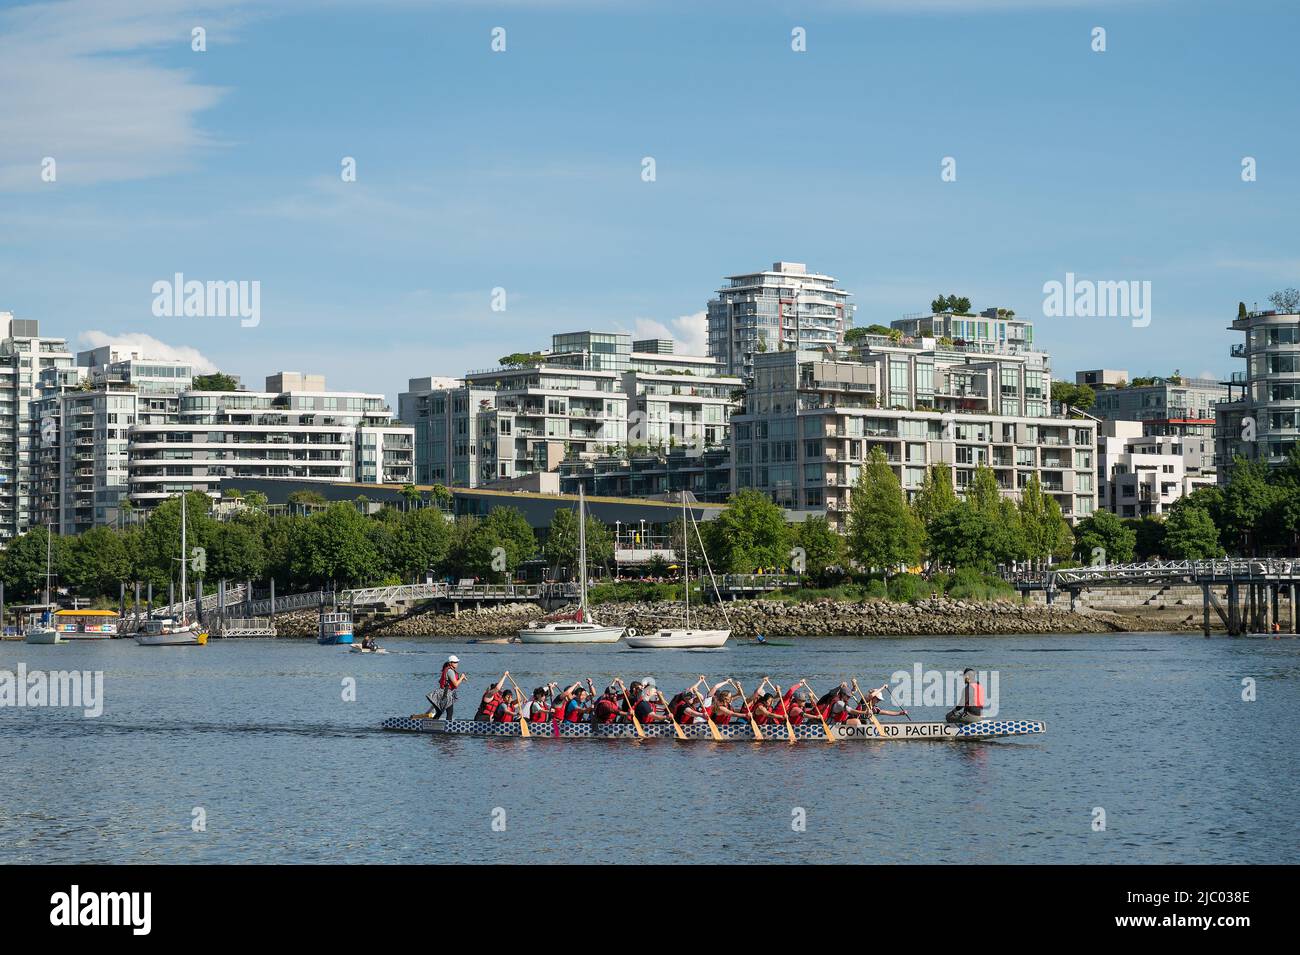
[627,628,637,637]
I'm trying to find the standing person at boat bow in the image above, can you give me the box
[945,668,985,724]
[426,655,465,719]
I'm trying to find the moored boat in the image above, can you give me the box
[519,487,624,644]
[380,716,1046,741]
[135,494,208,647]
[24,626,64,645]
[621,493,731,650]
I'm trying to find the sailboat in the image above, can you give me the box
[624,492,731,649]
[136,494,208,647]
[518,486,624,644]
[24,525,63,645]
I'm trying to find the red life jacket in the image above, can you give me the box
[829,700,849,723]
[634,700,656,724]
[477,692,501,721]
[753,705,773,726]
[709,705,732,726]
[493,702,515,723]
[551,702,566,722]
[595,698,620,724]
[439,665,457,690]
[965,682,986,708]
[564,700,585,723]
[529,701,549,722]
[788,704,804,725]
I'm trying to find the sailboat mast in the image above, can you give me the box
[180,493,188,624]
[43,523,52,607]
[577,486,587,612]
[682,493,689,627]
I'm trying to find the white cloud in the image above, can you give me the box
[632,310,708,357]
[77,330,218,373]
[0,0,251,190]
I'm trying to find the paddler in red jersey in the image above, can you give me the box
[826,684,870,727]
[945,668,985,724]
[593,685,622,724]
[476,681,504,722]
[781,679,810,724]
[862,684,907,719]
[564,684,595,723]
[633,684,664,725]
[491,689,519,723]
[706,686,750,725]
[669,683,708,724]
[527,685,554,723]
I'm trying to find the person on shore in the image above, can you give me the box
[945,668,985,724]
[492,689,519,723]
[425,655,465,719]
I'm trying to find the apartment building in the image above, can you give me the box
[559,446,733,503]
[33,346,196,533]
[127,373,412,507]
[890,307,1036,354]
[0,313,74,541]
[707,262,855,378]
[1097,420,1216,518]
[1083,370,1225,458]
[1217,306,1300,475]
[731,349,1097,528]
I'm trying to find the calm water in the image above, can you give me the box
[2,634,1297,864]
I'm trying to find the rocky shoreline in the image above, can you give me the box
[252,597,1191,639]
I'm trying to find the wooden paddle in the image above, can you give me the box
[614,678,645,739]
[802,679,838,743]
[852,678,889,740]
[695,675,724,742]
[765,677,798,745]
[505,673,531,738]
[730,680,764,741]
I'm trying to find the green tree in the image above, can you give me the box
[545,507,580,573]
[139,492,218,589]
[1130,515,1168,561]
[846,447,922,574]
[62,526,130,598]
[1222,456,1279,554]
[463,507,537,582]
[703,489,791,573]
[1073,510,1136,564]
[927,504,999,573]
[208,520,268,582]
[0,526,66,601]
[1018,473,1072,561]
[293,502,383,587]
[190,372,239,392]
[791,516,846,584]
[1163,504,1224,559]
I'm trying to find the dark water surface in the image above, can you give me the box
[2,634,1297,864]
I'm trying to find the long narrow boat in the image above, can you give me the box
[380,716,1046,741]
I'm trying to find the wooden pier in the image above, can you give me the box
[1014,559,1300,636]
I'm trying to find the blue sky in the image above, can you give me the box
[1,0,1297,402]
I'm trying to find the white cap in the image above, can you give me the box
[447,655,460,664]
[641,677,656,687]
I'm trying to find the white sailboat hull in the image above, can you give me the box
[517,624,625,644]
[24,629,64,645]
[624,629,731,649]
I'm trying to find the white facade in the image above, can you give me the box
[128,374,412,506]
[1098,420,1216,518]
